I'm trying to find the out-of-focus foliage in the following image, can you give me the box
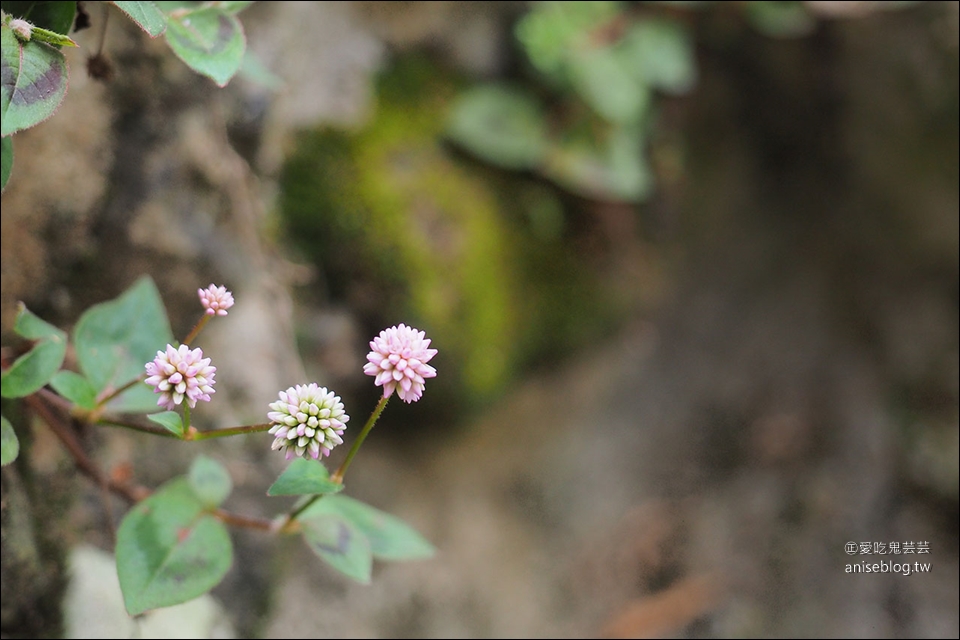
[280,56,635,410]
[446,1,699,203]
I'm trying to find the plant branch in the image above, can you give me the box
[187,422,274,441]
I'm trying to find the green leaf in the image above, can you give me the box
[188,455,232,508]
[2,1,76,35]
[1,303,67,398]
[267,457,343,497]
[72,275,174,412]
[569,46,649,125]
[446,85,548,170]
[164,6,245,86]
[543,126,652,203]
[300,513,372,583]
[1,135,11,191]
[0,23,69,136]
[300,494,435,561]
[116,478,233,616]
[49,370,98,409]
[111,1,167,37]
[515,0,620,82]
[147,411,184,437]
[1,415,19,466]
[747,1,816,38]
[621,19,697,95]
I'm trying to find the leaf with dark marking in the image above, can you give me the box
[300,514,372,583]
[1,23,68,136]
[163,6,244,87]
[116,478,233,615]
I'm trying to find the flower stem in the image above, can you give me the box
[95,374,145,409]
[182,313,211,346]
[275,395,392,533]
[96,416,182,438]
[187,422,274,441]
[331,394,390,485]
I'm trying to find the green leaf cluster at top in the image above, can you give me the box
[445,1,699,204]
[1,1,254,193]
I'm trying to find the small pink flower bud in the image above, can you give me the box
[198,284,234,316]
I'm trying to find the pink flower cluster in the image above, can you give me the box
[267,384,349,460]
[144,344,217,410]
[363,323,438,403]
[198,284,234,316]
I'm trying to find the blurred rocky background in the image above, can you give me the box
[1,1,957,638]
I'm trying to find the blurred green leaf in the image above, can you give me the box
[300,494,435,561]
[300,513,372,583]
[543,125,652,203]
[188,455,232,508]
[268,457,343,496]
[1,415,19,466]
[621,19,697,94]
[747,1,816,38]
[0,303,67,398]
[569,46,649,125]
[116,478,232,616]
[73,275,174,412]
[0,24,68,136]
[49,370,98,409]
[147,410,184,437]
[1,135,11,192]
[164,6,245,86]
[515,0,620,82]
[111,1,167,37]
[446,84,548,170]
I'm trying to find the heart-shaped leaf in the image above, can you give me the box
[72,276,173,412]
[1,23,69,136]
[116,478,232,615]
[164,6,245,87]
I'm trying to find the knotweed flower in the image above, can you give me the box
[363,324,437,403]
[268,384,349,460]
[144,344,217,410]
[198,284,234,316]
